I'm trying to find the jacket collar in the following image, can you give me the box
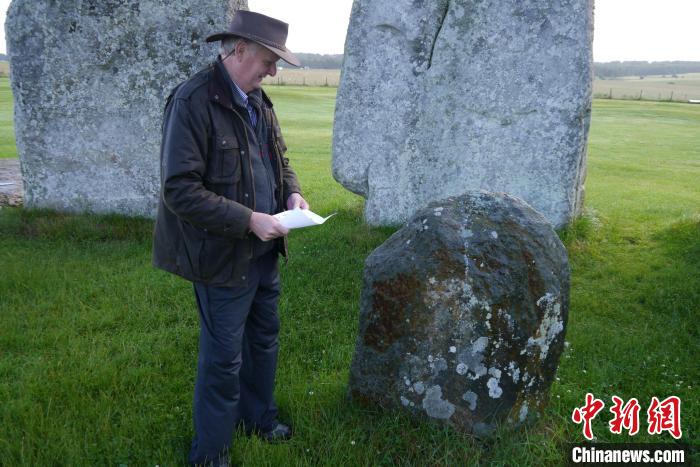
[261,87,273,109]
[208,58,234,109]
[208,57,274,110]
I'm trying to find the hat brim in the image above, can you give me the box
[205,32,301,67]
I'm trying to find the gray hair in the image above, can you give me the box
[220,36,259,58]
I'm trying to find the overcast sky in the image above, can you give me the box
[1,0,699,62]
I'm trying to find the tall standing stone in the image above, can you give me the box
[6,0,247,216]
[333,0,593,227]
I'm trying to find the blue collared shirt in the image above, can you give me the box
[230,77,258,129]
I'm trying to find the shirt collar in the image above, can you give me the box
[231,78,249,106]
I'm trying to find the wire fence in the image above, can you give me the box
[264,71,700,103]
[592,78,700,102]
[262,69,340,87]
[593,89,696,102]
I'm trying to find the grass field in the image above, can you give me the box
[0,81,698,465]
[0,77,16,158]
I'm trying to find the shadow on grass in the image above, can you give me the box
[650,217,700,334]
[0,206,154,243]
[653,217,700,268]
[280,389,559,466]
[0,206,395,247]
[557,208,602,248]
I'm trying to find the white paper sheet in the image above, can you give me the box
[274,208,336,229]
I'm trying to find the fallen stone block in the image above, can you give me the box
[349,191,569,435]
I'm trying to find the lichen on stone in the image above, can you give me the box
[462,390,478,411]
[527,293,565,359]
[348,192,570,435]
[487,377,503,398]
[422,385,456,420]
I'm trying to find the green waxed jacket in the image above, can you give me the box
[151,61,301,287]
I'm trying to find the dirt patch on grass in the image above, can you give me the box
[0,158,22,207]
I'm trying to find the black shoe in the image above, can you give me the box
[259,421,293,443]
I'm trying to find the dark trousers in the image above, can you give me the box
[188,252,281,465]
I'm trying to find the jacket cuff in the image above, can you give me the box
[284,186,302,202]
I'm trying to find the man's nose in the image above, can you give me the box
[268,62,277,77]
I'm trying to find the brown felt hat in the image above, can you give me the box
[206,10,301,67]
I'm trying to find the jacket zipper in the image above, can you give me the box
[268,113,289,264]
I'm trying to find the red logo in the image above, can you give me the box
[572,393,606,440]
[609,396,641,436]
[647,396,682,439]
[571,394,682,440]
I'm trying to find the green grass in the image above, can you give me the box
[1,85,699,465]
[0,77,16,158]
[557,100,700,452]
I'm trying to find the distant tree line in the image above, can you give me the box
[594,61,700,78]
[0,54,7,61]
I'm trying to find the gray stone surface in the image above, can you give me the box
[333,0,593,228]
[6,0,247,216]
[349,191,569,435]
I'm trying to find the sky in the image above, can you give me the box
[0,0,699,62]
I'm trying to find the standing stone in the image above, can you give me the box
[333,0,593,227]
[6,0,247,216]
[349,191,569,435]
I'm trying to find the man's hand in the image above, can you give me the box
[249,212,289,241]
[286,193,309,210]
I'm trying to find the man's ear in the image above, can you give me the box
[234,40,247,61]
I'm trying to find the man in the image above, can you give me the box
[152,10,308,466]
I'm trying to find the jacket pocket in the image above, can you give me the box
[199,234,236,281]
[206,134,241,184]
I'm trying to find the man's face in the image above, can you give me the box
[227,41,278,93]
